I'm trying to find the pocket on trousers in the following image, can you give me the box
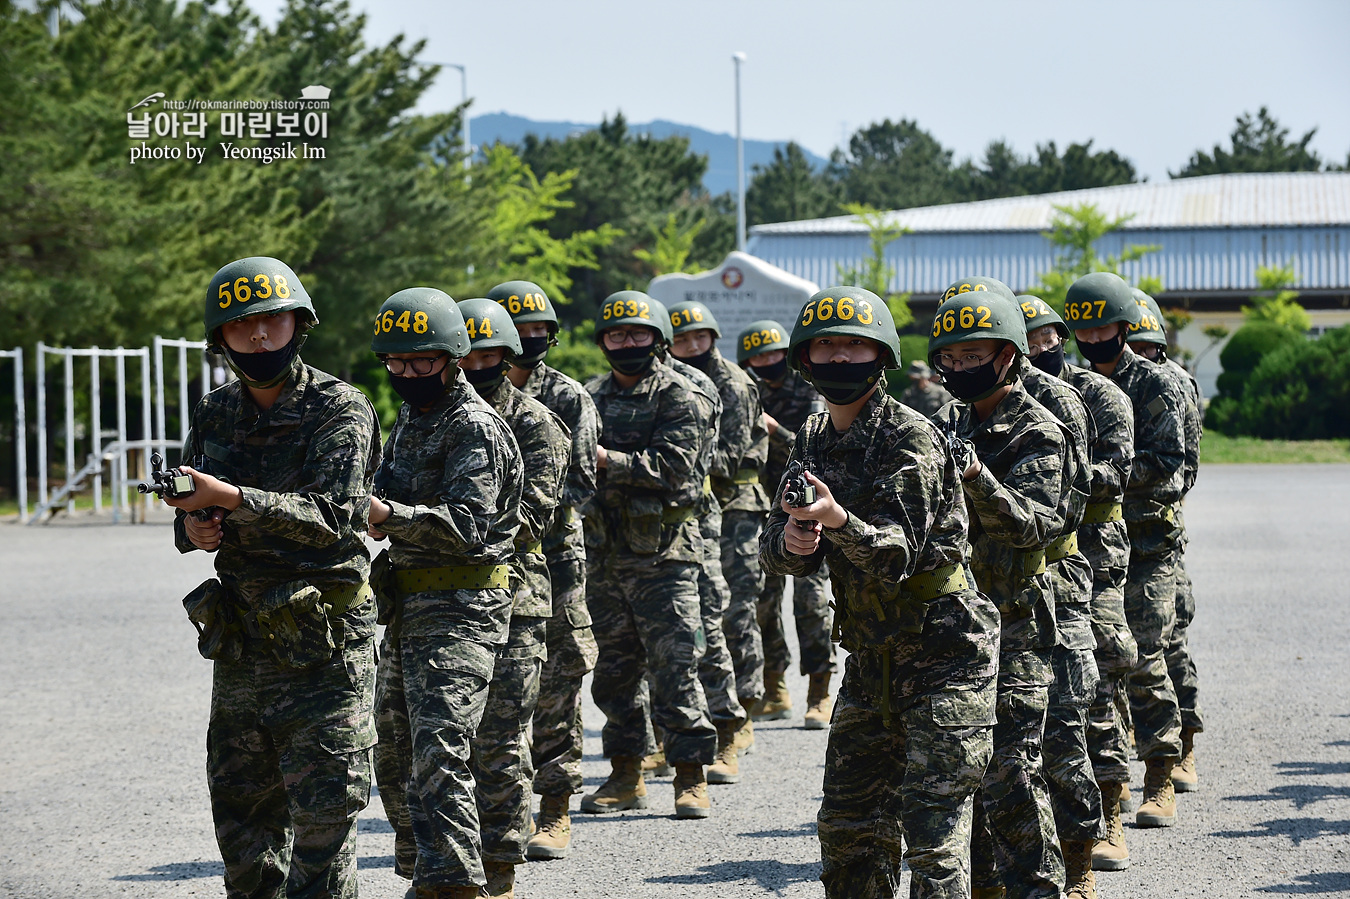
[931,685,996,728]
[425,640,497,681]
[623,495,664,555]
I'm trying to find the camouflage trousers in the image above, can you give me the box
[1165,550,1203,732]
[588,559,717,766]
[532,557,599,797]
[695,503,746,727]
[1123,524,1183,760]
[208,636,376,899]
[819,648,995,899]
[374,628,496,888]
[1044,642,1104,842]
[972,647,1064,899]
[1086,578,1138,785]
[474,616,547,864]
[720,509,766,704]
[759,565,836,676]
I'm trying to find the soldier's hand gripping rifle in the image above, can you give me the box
[138,453,212,521]
[940,410,979,478]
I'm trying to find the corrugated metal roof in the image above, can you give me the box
[749,172,1350,235]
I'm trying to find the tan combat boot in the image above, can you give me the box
[580,756,648,813]
[481,861,515,898]
[1092,781,1130,871]
[732,699,756,756]
[526,793,572,860]
[673,763,712,818]
[1173,727,1199,792]
[1062,839,1097,898]
[1118,780,1134,812]
[1135,758,1177,827]
[707,722,741,784]
[642,747,673,777]
[754,670,792,721]
[803,672,833,730]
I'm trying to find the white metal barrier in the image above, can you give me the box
[1,347,26,522]
[152,336,211,466]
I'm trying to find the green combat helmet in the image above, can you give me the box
[929,287,1029,357]
[788,286,900,404]
[939,275,1017,305]
[667,300,721,338]
[487,280,557,368]
[1017,294,1069,339]
[371,287,471,357]
[205,256,317,346]
[1062,272,1144,331]
[1127,288,1168,346]
[595,290,667,343]
[457,298,524,357]
[736,319,790,365]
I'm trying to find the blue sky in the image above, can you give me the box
[249,0,1350,181]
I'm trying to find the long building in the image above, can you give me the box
[747,172,1350,396]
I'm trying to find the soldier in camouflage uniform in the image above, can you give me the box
[1019,295,1105,897]
[897,360,955,418]
[367,289,523,899]
[669,300,769,779]
[167,257,381,899]
[1067,273,1187,831]
[581,291,718,819]
[1128,291,1204,794]
[456,299,570,897]
[762,286,998,899]
[490,281,600,861]
[739,320,837,728]
[932,280,1067,899]
[1023,299,1140,874]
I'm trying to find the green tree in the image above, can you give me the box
[829,119,961,211]
[834,202,913,330]
[633,212,705,276]
[1223,325,1350,439]
[1244,261,1311,332]
[1173,107,1324,177]
[1033,203,1162,310]
[745,141,839,225]
[960,139,1137,199]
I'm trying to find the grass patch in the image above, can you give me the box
[1201,433,1350,464]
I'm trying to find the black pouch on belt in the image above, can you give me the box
[182,578,243,663]
[254,579,336,669]
[370,548,399,628]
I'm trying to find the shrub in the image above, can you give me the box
[1223,325,1350,439]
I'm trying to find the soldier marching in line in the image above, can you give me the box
[897,359,955,419]
[738,320,837,729]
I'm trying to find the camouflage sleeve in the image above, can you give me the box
[964,425,1066,550]
[563,387,600,509]
[227,394,379,547]
[1129,376,1186,492]
[1086,381,1134,500]
[604,381,703,501]
[1181,387,1202,494]
[379,415,515,553]
[712,377,760,480]
[823,423,945,582]
[760,420,826,579]
[516,413,569,548]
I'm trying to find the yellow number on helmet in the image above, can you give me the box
[413,311,428,333]
[253,274,273,299]
[274,275,290,299]
[395,310,411,332]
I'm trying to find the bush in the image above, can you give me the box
[1220,325,1350,439]
[1213,321,1302,401]
[898,334,931,371]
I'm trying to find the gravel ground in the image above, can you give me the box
[2,464,1347,898]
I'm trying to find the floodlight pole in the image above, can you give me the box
[733,52,747,251]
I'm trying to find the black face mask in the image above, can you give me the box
[463,360,508,395]
[749,357,788,384]
[1077,329,1127,365]
[807,359,884,405]
[389,370,448,409]
[225,341,297,388]
[1030,344,1065,377]
[937,355,1012,403]
[678,348,714,373]
[515,336,551,369]
[603,344,657,377]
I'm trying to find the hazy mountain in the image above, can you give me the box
[472,112,830,196]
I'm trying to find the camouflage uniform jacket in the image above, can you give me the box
[946,380,1067,652]
[761,390,974,652]
[585,356,707,566]
[484,379,571,619]
[374,373,523,642]
[1102,350,1186,524]
[897,380,955,419]
[669,357,724,561]
[755,369,823,498]
[1060,367,1134,580]
[518,362,599,566]
[176,361,380,611]
[1162,357,1202,495]
[701,350,770,513]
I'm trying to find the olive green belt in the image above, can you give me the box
[900,563,969,602]
[733,467,761,485]
[1081,501,1123,524]
[395,564,511,593]
[1020,549,1047,578]
[323,580,373,616]
[662,505,698,524]
[1045,532,1079,562]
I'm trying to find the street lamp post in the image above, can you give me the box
[733,52,747,251]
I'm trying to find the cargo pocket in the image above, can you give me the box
[255,580,336,670]
[931,684,996,729]
[623,495,664,555]
[419,640,497,735]
[182,578,242,663]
